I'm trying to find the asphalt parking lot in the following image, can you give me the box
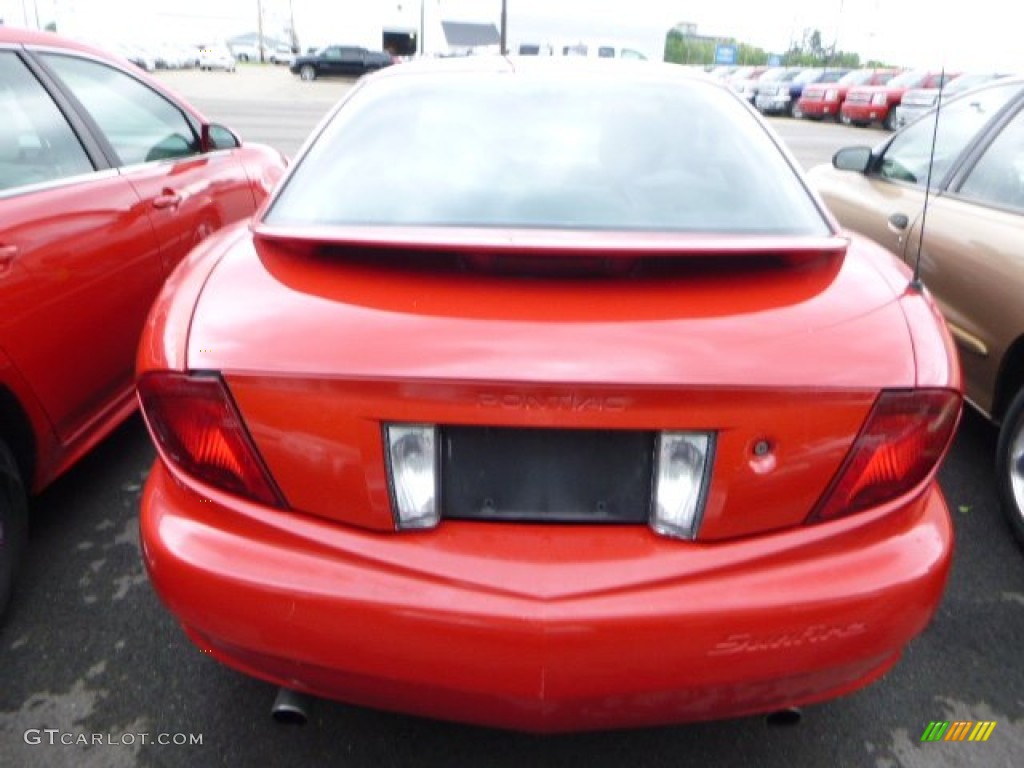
[155,64,880,167]
[157,65,351,158]
[1,63,1022,768]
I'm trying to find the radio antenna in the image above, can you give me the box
[910,67,945,292]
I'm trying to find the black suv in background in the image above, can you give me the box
[290,45,393,81]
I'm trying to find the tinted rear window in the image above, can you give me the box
[888,70,928,89]
[266,71,830,235]
[818,70,847,83]
[839,70,873,86]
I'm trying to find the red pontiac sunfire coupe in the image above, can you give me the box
[137,57,962,732]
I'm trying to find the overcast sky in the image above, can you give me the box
[0,0,1015,70]
[491,0,1017,70]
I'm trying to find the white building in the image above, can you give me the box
[45,1,483,57]
[27,0,667,60]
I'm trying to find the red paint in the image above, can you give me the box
[134,60,962,730]
[138,225,961,729]
[797,69,899,119]
[0,27,286,492]
[841,71,955,126]
[141,462,952,732]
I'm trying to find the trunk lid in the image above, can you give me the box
[187,231,916,538]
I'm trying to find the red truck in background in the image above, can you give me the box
[797,68,899,121]
[841,69,957,129]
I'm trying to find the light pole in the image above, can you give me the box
[419,0,425,55]
[288,0,297,51]
[500,0,507,55]
[830,0,845,68]
[257,0,265,63]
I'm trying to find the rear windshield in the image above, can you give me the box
[266,72,830,235]
[818,70,847,83]
[757,68,788,83]
[839,70,874,86]
[795,69,823,83]
[888,70,928,89]
[945,74,990,94]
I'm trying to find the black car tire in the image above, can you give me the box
[0,438,27,619]
[883,110,898,131]
[300,64,317,82]
[997,388,1024,548]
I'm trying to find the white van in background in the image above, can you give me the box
[516,42,554,56]
[515,40,648,60]
[557,40,648,60]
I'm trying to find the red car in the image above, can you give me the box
[136,58,962,732]
[841,69,957,129]
[0,28,287,615]
[797,68,899,120]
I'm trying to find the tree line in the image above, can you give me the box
[664,27,893,69]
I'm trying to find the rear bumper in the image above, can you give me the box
[141,461,953,732]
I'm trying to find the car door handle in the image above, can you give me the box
[0,244,18,272]
[153,190,182,209]
[887,212,910,232]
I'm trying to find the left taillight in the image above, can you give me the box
[137,372,285,508]
[810,389,961,523]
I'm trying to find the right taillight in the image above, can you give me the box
[137,372,285,508]
[810,389,961,523]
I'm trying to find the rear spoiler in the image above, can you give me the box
[253,224,847,266]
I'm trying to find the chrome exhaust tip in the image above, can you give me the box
[765,707,802,727]
[271,687,311,725]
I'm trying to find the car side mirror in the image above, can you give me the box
[201,123,241,152]
[832,146,873,173]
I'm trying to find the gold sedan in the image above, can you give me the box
[808,77,1024,545]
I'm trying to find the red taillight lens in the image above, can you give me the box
[137,372,285,508]
[810,390,961,523]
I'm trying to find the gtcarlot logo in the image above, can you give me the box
[24,729,203,746]
[920,721,997,742]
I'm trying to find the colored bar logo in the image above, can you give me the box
[920,721,997,742]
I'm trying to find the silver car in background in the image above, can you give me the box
[891,72,1010,129]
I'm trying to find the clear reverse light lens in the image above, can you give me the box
[651,432,714,540]
[386,425,439,530]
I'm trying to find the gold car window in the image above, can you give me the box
[878,82,1023,188]
[959,108,1024,211]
